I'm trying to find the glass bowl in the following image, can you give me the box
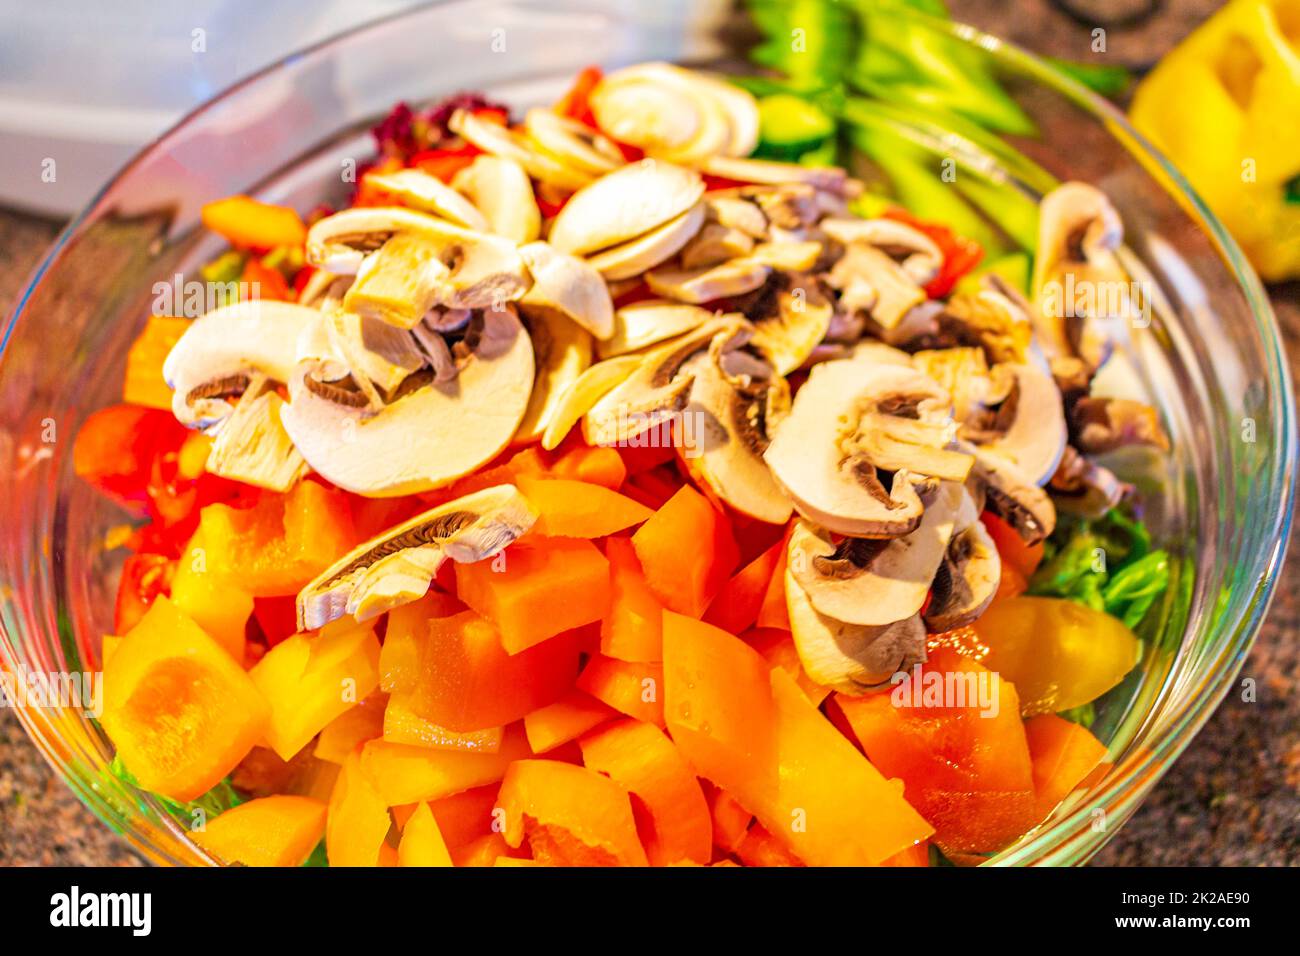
[0,1,1293,867]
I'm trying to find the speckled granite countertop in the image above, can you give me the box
[1,0,1296,867]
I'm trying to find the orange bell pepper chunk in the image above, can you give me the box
[249,619,382,761]
[880,841,931,867]
[1024,714,1108,820]
[383,695,504,753]
[706,786,754,855]
[360,724,530,805]
[600,537,665,662]
[735,822,805,868]
[576,655,665,727]
[981,511,1044,578]
[423,784,503,848]
[549,444,627,489]
[201,195,307,251]
[455,538,611,654]
[451,832,523,867]
[326,750,391,867]
[102,597,269,802]
[315,694,387,764]
[580,718,712,866]
[195,795,326,867]
[397,802,454,867]
[498,759,649,866]
[631,485,739,617]
[662,612,778,801]
[836,647,1037,854]
[524,690,617,754]
[753,539,791,630]
[123,315,190,410]
[744,627,831,705]
[169,528,252,662]
[381,595,581,731]
[516,475,651,538]
[704,537,784,635]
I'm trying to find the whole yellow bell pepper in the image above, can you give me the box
[1131,0,1300,280]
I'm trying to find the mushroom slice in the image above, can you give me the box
[786,574,927,693]
[707,196,768,238]
[298,269,351,310]
[820,218,943,286]
[451,156,541,244]
[679,222,756,270]
[1070,396,1170,455]
[548,160,705,256]
[645,258,771,304]
[787,481,965,627]
[325,310,427,396]
[700,155,852,195]
[540,354,644,450]
[961,362,1068,486]
[597,300,714,359]
[679,334,793,524]
[747,240,824,273]
[738,272,834,376]
[518,241,614,339]
[1049,445,1129,518]
[923,517,1001,633]
[585,201,707,280]
[163,300,320,429]
[362,168,490,231]
[205,386,307,493]
[449,109,592,191]
[824,243,926,331]
[523,108,623,176]
[765,359,973,537]
[281,305,534,496]
[972,447,1057,545]
[514,309,593,444]
[581,318,745,448]
[297,485,537,630]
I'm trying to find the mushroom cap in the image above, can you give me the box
[281,305,534,496]
[163,300,322,429]
[451,156,541,244]
[969,362,1067,486]
[548,160,705,256]
[586,202,707,281]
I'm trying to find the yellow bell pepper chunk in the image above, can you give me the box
[195,795,326,867]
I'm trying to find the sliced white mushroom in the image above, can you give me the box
[325,309,426,396]
[585,201,707,280]
[706,195,768,238]
[923,517,1001,633]
[523,108,623,176]
[699,155,852,195]
[740,273,833,376]
[786,481,965,627]
[971,446,1057,545]
[679,222,756,270]
[645,258,771,304]
[362,167,490,231]
[746,240,824,273]
[205,386,307,493]
[449,108,592,191]
[820,218,943,285]
[540,354,644,450]
[514,309,593,444]
[518,241,614,339]
[597,300,714,359]
[547,160,705,256]
[296,485,537,630]
[1048,445,1128,519]
[764,358,973,537]
[962,362,1067,486]
[824,243,927,332]
[451,156,541,244]
[786,574,927,694]
[163,300,320,429]
[281,305,534,496]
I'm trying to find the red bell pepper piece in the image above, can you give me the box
[113,553,175,634]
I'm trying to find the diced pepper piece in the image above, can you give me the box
[102,597,269,802]
[704,538,784,634]
[201,195,307,250]
[195,795,326,867]
[249,620,382,761]
[360,724,530,805]
[550,444,627,489]
[516,475,651,538]
[576,655,665,727]
[631,486,739,617]
[382,597,580,732]
[881,841,931,867]
[123,316,190,410]
[326,750,391,867]
[455,538,611,654]
[600,537,665,662]
[498,759,648,866]
[314,695,387,764]
[113,553,174,635]
[617,443,675,475]
[837,647,1037,854]
[744,627,831,706]
[662,613,777,800]
[169,529,252,663]
[707,786,753,855]
[240,257,290,301]
[579,718,711,866]
[197,480,358,597]
[397,802,454,867]
[524,691,617,753]
[252,595,298,648]
[384,695,504,753]
[981,512,1044,578]
[1025,714,1109,820]
[735,823,805,868]
[450,832,519,867]
[424,784,502,848]
[73,404,188,507]
[754,540,790,630]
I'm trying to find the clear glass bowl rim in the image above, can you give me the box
[2,2,1295,866]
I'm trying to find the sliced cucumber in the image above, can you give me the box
[756,94,835,161]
